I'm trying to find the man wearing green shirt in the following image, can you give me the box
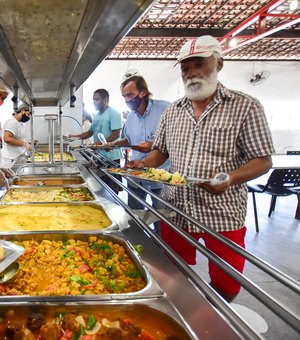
[69,89,122,193]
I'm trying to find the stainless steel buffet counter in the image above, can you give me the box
[1,152,299,339]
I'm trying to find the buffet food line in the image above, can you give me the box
[0,147,298,339]
[78,147,300,337]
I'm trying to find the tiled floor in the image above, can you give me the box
[192,192,300,339]
[119,180,300,339]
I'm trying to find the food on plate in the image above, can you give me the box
[0,305,189,339]
[108,167,187,185]
[28,152,76,162]
[146,168,186,184]
[3,187,94,202]
[0,237,146,296]
[0,246,5,261]
[0,204,112,231]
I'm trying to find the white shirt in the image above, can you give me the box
[1,116,27,159]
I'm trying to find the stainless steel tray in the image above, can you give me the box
[0,299,195,339]
[0,201,118,232]
[35,143,69,153]
[1,186,96,203]
[0,232,163,302]
[11,175,85,187]
[16,164,80,176]
[27,152,76,163]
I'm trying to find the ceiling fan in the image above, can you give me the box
[250,70,270,85]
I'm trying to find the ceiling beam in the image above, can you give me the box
[127,28,300,39]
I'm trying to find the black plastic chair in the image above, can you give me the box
[247,185,264,232]
[247,168,300,228]
[287,151,300,155]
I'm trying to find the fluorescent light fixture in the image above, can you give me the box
[290,0,298,11]
[229,38,238,47]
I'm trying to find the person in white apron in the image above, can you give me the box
[0,104,32,168]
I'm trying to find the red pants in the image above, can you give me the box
[160,221,246,295]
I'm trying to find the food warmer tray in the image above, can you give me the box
[35,143,69,153]
[0,231,163,302]
[0,298,196,339]
[1,185,97,203]
[0,201,118,232]
[10,175,86,187]
[16,164,80,176]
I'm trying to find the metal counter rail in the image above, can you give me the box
[77,149,300,336]
[87,166,259,340]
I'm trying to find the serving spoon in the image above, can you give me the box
[0,262,19,284]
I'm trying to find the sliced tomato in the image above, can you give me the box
[80,335,93,340]
[139,329,155,340]
[122,318,133,326]
[78,264,91,273]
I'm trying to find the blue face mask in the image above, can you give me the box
[126,93,143,111]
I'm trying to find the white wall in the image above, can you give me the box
[0,88,84,144]
[82,59,300,153]
[1,60,299,152]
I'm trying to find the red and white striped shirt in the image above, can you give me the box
[153,83,275,232]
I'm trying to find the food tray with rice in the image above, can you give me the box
[11,175,85,187]
[0,202,118,232]
[0,299,195,339]
[1,186,96,203]
[107,167,210,186]
[0,232,163,301]
[27,152,76,162]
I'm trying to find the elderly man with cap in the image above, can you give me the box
[0,104,32,168]
[126,36,274,301]
[106,69,170,233]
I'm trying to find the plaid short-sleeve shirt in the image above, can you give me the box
[153,83,275,232]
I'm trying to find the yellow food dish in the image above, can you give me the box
[28,152,76,162]
[3,188,94,202]
[0,204,112,231]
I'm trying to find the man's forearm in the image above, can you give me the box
[229,156,272,186]
[4,136,27,147]
[142,149,168,168]
[106,130,121,143]
[113,138,129,147]
[72,131,93,139]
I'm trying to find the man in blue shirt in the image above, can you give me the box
[69,89,122,193]
[108,70,170,232]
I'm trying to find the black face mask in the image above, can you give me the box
[126,93,143,111]
[21,113,30,123]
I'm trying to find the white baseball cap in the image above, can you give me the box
[177,36,222,63]
[122,68,140,83]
